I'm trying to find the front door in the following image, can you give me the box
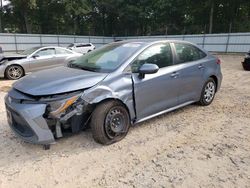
[131,43,179,120]
[29,48,56,72]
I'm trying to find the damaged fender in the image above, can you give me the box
[82,72,136,122]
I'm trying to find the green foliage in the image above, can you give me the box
[1,0,250,35]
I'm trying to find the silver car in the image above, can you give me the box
[5,40,222,149]
[0,46,82,80]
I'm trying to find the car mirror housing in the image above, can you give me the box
[32,54,39,59]
[138,63,159,78]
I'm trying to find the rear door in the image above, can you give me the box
[29,48,56,72]
[132,43,179,120]
[172,43,207,103]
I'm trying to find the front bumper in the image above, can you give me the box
[4,94,55,145]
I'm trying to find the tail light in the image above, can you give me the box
[216,58,221,65]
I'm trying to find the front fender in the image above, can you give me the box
[82,74,136,121]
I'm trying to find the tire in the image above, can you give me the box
[91,100,130,145]
[87,50,91,53]
[198,78,216,106]
[5,65,24,80]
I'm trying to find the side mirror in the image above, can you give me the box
[32,54,39,59]
[138,63,159,78]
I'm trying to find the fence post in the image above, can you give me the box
[182,34,185,41]
[202,33,206,48]
[57,35,60,46]
[40,34,43,46]
[14,34,18,53]
[225,33,230,53]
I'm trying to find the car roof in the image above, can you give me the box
[114,39,195,46]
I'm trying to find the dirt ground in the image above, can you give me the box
[0,55,249,188]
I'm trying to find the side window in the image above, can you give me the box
[76,44,91,48]
[36,48,55,57]
[131,43,173,72]
[56,48,72,55]
[174,43,206,64]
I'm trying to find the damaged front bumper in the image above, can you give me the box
[4,89,89,145]
[5,95,55,144]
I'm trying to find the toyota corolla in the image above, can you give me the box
[5,40,222,149]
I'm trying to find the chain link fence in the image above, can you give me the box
[0,32,250,53]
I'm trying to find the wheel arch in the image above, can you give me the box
[91,98,132,121]
[209,75,218,92]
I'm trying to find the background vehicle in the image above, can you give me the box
[242,51,250,71]
[5,40,222,149]
[67,43,95,54]
[0,46,82,80]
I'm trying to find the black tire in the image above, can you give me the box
[198,78,216,106]
[91,100,130,145]
[5,65,24,80]
[87,50,91,53]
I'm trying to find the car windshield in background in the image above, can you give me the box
[21,47,41,55]
[71,43,142,73]
[68,44,74,47]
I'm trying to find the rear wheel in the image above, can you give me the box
[91,100,130,145]
[5,65,24,80]
[198,78,216,106]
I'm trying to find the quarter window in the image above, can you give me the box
[132,43,173,72]
[174,43,206,64]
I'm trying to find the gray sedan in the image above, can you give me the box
[0,46,82,80]
[5,40,222,149]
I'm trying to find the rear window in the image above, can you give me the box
[174,43,206,64]
[76,44,91,48]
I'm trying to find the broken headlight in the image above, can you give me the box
[48,94,82,118]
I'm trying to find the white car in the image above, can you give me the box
[67,43,95,54]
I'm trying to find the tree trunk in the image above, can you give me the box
[209,0,214,34]
[24,13,32,33]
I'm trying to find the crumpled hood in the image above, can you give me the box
[13,66,108,96]
[0,53,27,61]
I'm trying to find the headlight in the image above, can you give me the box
[49,95,81,118]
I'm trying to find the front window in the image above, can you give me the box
[36,48,55,57]
[71,43,142,73]
[131,43,173,72]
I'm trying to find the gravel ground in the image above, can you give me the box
[0,55,249,188]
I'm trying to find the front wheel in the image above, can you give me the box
[91,100,130,145]
[198,78,216,106]
[5,65,24,80]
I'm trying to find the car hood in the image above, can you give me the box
[0,53,27,63]
[13,66,108,96]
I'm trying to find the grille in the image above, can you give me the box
[6,105,34,137]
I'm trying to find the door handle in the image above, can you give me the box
[170,72,179,78]
[198,64,204,69]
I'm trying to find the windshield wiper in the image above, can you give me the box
[70,64,98,72]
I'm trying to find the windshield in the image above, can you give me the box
[71,42,142,73]
[21,47,41,55]
[68,44,74,47]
